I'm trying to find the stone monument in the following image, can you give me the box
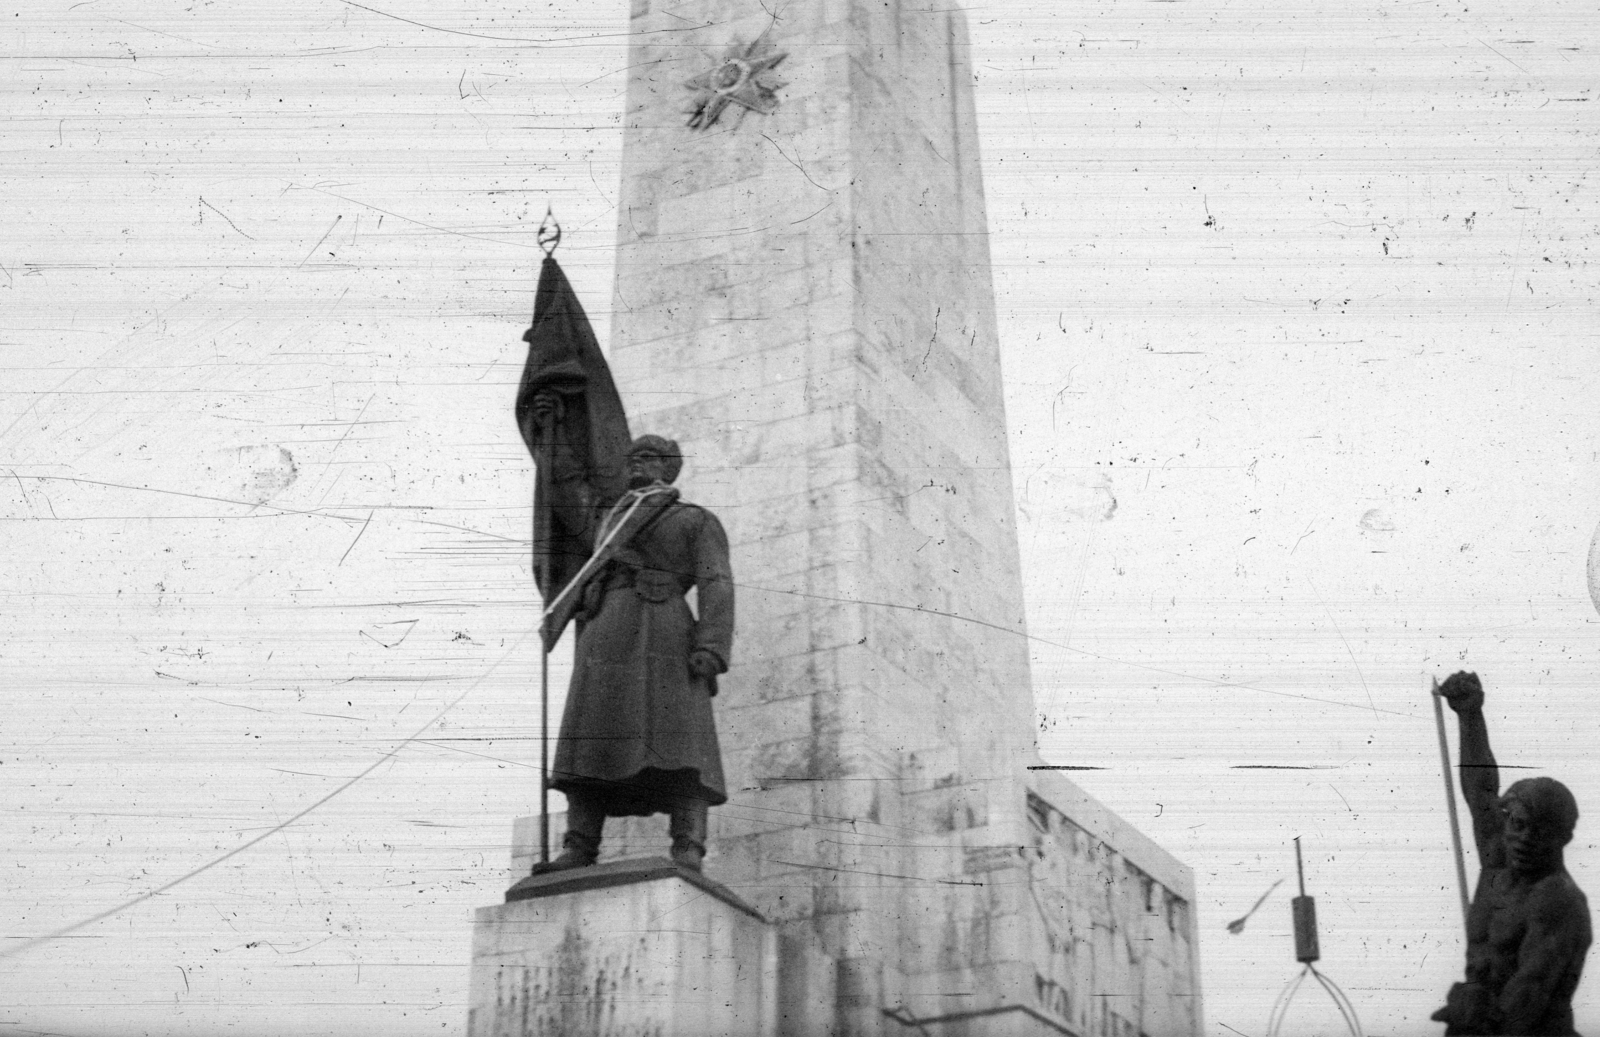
[469,1,1204,1034]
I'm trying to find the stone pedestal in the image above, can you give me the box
[467,858,779,1037]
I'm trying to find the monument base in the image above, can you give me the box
[467,857,779,1037]
[496,768,1201,1037]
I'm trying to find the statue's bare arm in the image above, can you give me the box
[1439,671,1505,869]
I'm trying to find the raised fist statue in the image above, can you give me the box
[1437,670,1484,714]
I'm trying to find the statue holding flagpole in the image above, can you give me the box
[513,221,733,874]
[1430,671,1591,1035]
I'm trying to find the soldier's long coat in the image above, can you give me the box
[549,497,733,814]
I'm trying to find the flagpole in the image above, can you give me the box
[534,210,561,867]
[535,422,557,865]
[1431,675,1471,932]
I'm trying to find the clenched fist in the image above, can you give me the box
[530,389,564,426]
[688,649,724,680]
[1437,670,1484,714]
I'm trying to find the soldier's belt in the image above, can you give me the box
[602,567,684,603]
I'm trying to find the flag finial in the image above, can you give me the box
[537,205,561,257]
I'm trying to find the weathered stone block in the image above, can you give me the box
[468,860,778,1037]
[777,923,839,1037]
[750,646,838,704]
[751,735,821,782]
[722,691,815,751]
[815,908,893,962]
[742,867,818,924]
[834,956,883,1009]
[714,781,817,840]
[904,782,988,834]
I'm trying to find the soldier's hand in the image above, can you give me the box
[688,649,723,680]
[1437,671,1484,714]
[531,389,563,425]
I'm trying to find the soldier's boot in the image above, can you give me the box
[531,793,604,874]
[668,798,708,872]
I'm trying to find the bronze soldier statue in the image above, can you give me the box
[1432,671,1591,1035]
[521,388,732,873]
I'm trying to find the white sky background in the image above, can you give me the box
[3,1,1598,1035]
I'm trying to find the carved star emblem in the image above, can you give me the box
[683,38,788,131]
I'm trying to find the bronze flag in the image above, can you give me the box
[513,256,632,644]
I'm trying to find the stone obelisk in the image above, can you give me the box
[472,2,1203,1034]
[610,0,1036,837]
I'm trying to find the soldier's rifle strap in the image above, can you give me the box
[539,485,681,651]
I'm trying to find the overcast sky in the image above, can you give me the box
[4,1,1598,1035]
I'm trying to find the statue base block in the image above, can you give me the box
[467,857,779,1037]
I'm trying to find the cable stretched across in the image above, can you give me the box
[0,625,531,964]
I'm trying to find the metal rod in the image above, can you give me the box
[1431,676,1471,931]
[536,422,554,866]
[1295,836,1305,898]
[540,633,550,864]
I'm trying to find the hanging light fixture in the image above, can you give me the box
[1265,837,1364,1037]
